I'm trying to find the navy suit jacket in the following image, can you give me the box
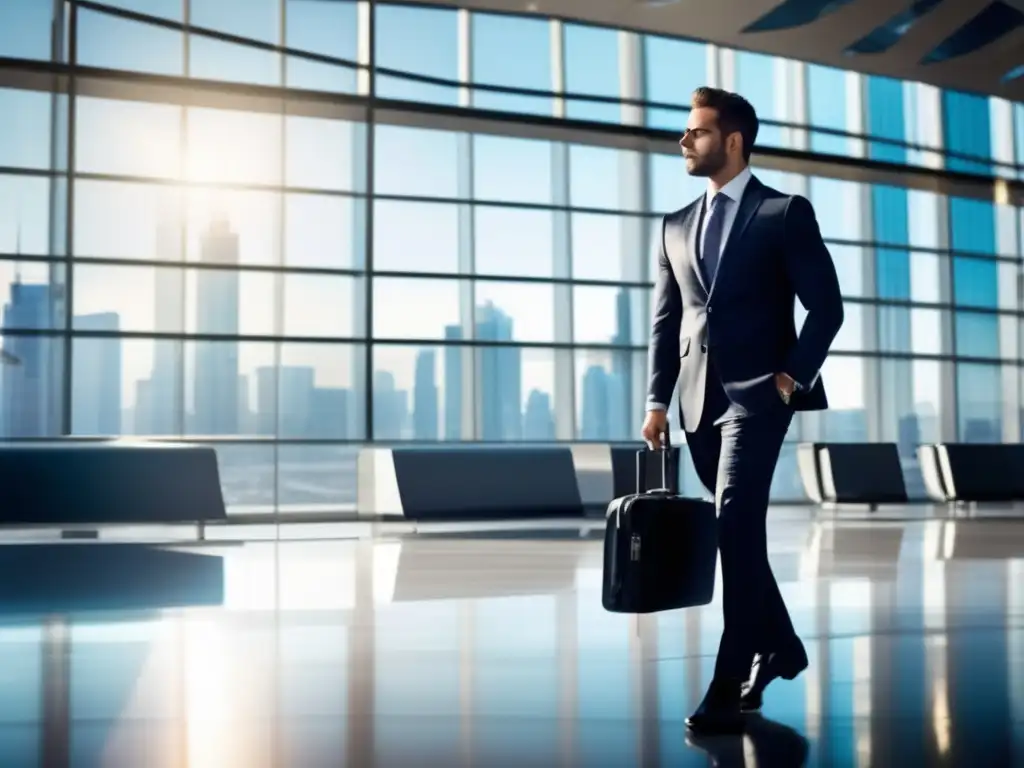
[647,175,844,432]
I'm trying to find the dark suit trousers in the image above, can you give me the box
[683,367,799,680]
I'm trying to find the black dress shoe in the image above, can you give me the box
[740,643,809,713]
[685,678,745,734]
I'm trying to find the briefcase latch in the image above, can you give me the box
[630,533,641,562]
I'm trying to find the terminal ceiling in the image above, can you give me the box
[425,0,1024,102]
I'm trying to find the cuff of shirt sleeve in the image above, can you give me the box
[646,403,668,411]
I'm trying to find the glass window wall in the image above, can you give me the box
[0,0,1021,511]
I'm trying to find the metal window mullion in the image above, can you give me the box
[363,0,375,443]
[774,57,796,151]
[705,43,720,89]
[932,95,959,443]
[789,60,808,152]
[858,76,882,443]
[48,0,69,438]
[992,97,1021,441]
[182,0,191,62]
[717,46,735,92]
[550,19,565,120]
[617,30,645,442]
[454,8,475,441]
[550,19,573,441]
[41,3,73,758]
[1020,207,1024,442]
[551,143,572,441]
[60,0,79,438]
[461,186,476,443]
[910,82,957,442]
[267,3,286,760]
[997,206,1021,441]
[455,9,474,441]
[273,0,287,520]
[940,204,959,441]
[846,70,866,160]
[177,0,190,438]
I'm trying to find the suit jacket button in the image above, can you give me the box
[707,306,713,314]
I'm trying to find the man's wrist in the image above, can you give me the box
[776,372,798,395]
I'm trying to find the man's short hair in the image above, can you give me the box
[690,87,759,162]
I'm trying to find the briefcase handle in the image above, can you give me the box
[637,428,673,495]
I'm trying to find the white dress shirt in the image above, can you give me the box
[646,167,753,414]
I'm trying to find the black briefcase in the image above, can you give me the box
[602,442,718,614]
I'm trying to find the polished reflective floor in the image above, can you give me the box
[2,508,1023,767]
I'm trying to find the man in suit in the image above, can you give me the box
[641,87,844,733]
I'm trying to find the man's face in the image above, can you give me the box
[679,106,729,177]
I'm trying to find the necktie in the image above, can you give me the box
[701,192,729,285]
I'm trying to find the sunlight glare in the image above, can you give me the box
[373,540,403,604]
[184,617,231,768]
[184,110,281,187]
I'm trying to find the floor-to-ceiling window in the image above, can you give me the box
[942,91,1020,443]
[0,0,1022,513]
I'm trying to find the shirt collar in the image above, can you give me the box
[706,166,752,206]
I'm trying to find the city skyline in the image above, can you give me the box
[1,250,953,442]
[0,239,638,441]
[0,164,1006,433]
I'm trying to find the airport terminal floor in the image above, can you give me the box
[2,506,1023,767]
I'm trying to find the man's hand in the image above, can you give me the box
[775,372,796,403]
[641,409,670,450]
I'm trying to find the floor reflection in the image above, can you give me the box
[0,516,1021,766]
[686,715,810,767]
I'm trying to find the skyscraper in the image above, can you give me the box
[309,387,349,439]
[2,275,58,437]
[373,370,407,439]
[580,364,611,440]
[476,302,521,441]
[412,348,438,440]
[192,216,240,435]
[611,287,632,409]
[255,366,277,436]
[143,204,185,435]
[523,389,555,440]
[277,365,316,437]
[71,312,122,435]
[443,324,462,440]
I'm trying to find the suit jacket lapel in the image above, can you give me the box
[684,200,709,296]
[708,177,765,298]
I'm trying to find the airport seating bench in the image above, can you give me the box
[918,443,1024,503]
[0,442,227,526]
[797,442,908,508]
[357,446,584,519]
